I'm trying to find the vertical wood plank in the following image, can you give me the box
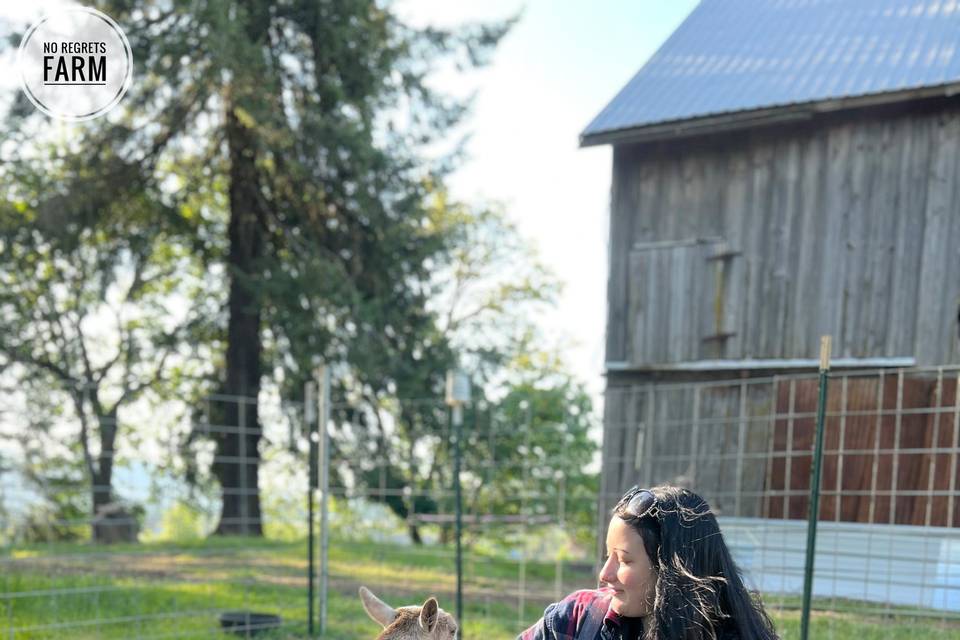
[916,113,955,364]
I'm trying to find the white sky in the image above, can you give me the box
[396,1,698,399]
[1,1,699,402]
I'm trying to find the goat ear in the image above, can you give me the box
[419,597,439,633]
[359,586,397,628]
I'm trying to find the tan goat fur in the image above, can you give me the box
[359,586,458,640]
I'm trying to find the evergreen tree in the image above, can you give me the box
[5,0,509,535]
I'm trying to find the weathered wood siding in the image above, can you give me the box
[600,371,960,528]
[601,381,774,521]
[606,103,960,368]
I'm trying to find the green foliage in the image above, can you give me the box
[0,147,209,540]
[463,369,600,549]
[0,0,597,550]
[428,197,563,386]
[261,490,308,542]
[328,362,599,548]
[320,192,597,546]
[18,497,89,544]
[140,501,209,543]
[29,0,511,534]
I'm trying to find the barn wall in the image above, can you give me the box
[601,370,960,530]
[605,101,960,368]
[601,379,774,522]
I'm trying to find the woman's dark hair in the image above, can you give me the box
[612,485,778,640]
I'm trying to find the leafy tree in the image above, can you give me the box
[4,1,509,536]
[462,357,600,548]
[327,348,599,547]
[0,168,203,541]
[430,196,562,387]
[326,197,597,545]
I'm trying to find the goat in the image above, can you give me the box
[359,586,458,640]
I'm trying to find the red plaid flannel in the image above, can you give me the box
[517,588,620,640]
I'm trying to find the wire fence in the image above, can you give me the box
[320,393,600,638]
[0,387,314,639]
[1,366,958,639]
[604,365,960,638]
[0,381,600,639]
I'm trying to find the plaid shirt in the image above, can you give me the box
[517,588,626,640]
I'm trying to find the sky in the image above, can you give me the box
[1,1,700,401]
[394,1,699,398]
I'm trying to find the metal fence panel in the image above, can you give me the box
[604,366,960,637]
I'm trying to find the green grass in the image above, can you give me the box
[1,537,957,639]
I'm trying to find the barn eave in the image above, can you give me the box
[579,81,960,148]
[604,357,918,375]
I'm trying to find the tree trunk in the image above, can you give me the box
[91,407,138,543]
[408,523,423,545]
[89,412,114,540]
[90,464,113,542]
[438,524,454,545]
[213,101,266,537]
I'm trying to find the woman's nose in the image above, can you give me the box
[598,557,617,585]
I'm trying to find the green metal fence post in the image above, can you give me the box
[319,366,331,637]
[306,381,317,637]
[453,406,463,631]
[800,336,831,640]
[446,371,470,637]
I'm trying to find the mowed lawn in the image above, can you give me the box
[0,537,957,639]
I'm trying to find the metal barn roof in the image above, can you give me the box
[581,0,960,146]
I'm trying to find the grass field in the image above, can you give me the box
[1,536,957,639]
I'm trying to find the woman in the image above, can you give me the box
[517,485,778,640]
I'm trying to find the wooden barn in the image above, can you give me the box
[582,0,960,528]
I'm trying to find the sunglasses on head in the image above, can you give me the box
[615,486,657,519]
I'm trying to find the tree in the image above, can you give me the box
[462,356,600,548]
[324,196,598,545]
[3,2,536,541]
[0,159,204,542]
[21,0,508,536]
[429,196,562,386]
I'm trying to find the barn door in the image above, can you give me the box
[627,238,739,365]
